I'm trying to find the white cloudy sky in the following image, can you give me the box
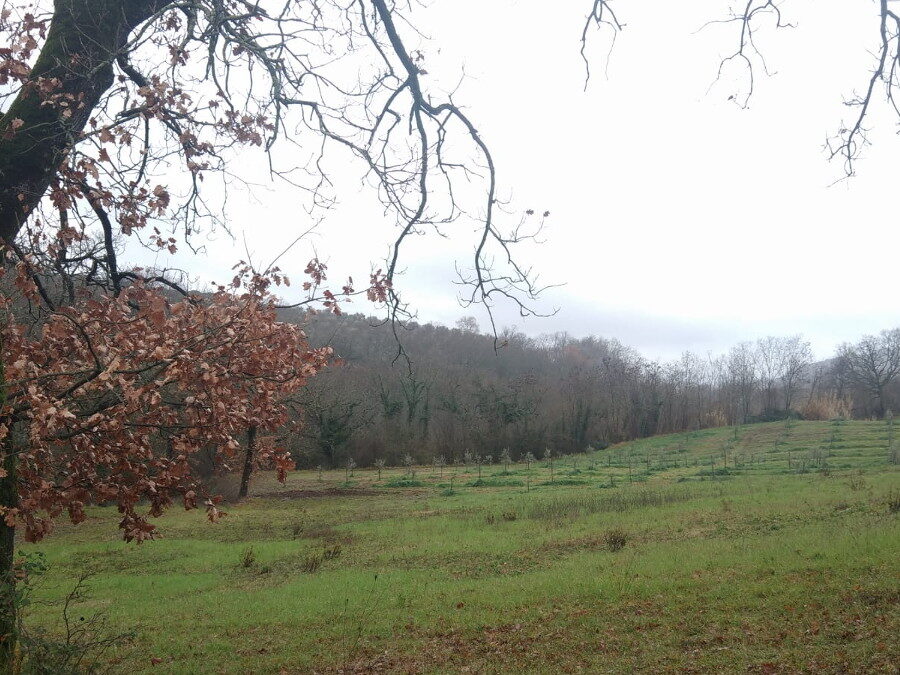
[149,0,900,361]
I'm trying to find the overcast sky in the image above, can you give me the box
[151,0,900,362]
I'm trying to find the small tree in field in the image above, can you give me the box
[435,455,446,478]
[344,457,357,483]
[500,448,512,474]
[375,458,386,481]
[524,452,536,471]
[463,450,474,470]
[403,454,415,479]
[543,447,554,483]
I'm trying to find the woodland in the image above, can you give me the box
[294,311,900,468]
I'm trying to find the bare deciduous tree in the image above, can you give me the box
[837,329,900,418]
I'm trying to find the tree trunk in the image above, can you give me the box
[0,336,18,673]
[0,0,164,244]
[238,426,257,499]
[0,452,16,674]
[875,384,886,419]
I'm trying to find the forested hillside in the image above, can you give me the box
[284,311,900,468]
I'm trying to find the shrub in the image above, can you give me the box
[301,554,323,574]
[848,473,868,491]
[239,546,256,568]
[888,492,900,514]
[703,408,729,428]
[20,574,133,675]
[604,528,629,552]
[802,393,852,421]
[323,544,342,560]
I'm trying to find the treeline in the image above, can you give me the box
[281,311,900,468]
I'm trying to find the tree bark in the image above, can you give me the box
[0,336,18,674]
[0,0,164,244]
[0,451,16,675]
[238,426,257,499]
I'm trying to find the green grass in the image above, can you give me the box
[19,421,900,673]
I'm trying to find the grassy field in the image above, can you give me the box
[19,420,900,673]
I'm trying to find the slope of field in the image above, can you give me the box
[21,420,900,673]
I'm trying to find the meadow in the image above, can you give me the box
[19,420,900,673]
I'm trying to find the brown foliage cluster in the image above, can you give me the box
[1,268,330,543]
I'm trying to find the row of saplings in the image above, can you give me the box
[327,448,610,484]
